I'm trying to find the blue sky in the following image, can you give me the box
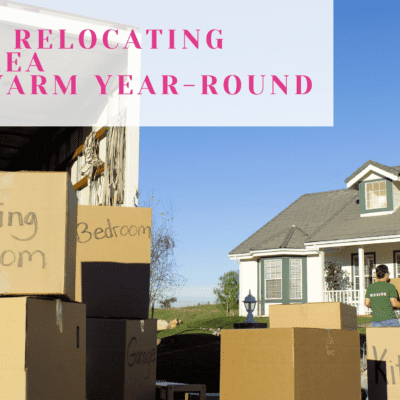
[138,1,400,305]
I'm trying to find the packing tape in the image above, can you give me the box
[0,272,10,294]
[140,320,145,333]
[326,329,334,357]
[0,173,14,205]
[56,299,63,333]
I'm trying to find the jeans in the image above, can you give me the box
[371,318,400,327]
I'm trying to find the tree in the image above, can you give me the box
[213,270,239,313]
[139,191,187,318]
[159,296,177,309]
[325,261,351,290]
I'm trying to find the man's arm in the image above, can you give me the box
[365,298,371,308]
[390,298,400,308]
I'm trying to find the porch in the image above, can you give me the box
[323,289,372,316]
[318,241,400,316]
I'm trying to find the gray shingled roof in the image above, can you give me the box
[229,189,358,255]
[344,160,400,184]
[306,195,400,242]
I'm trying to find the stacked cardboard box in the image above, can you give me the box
[269,302,358,330]
[221,302,361,399]
[77,205,156,400]
[388,278,400,298]
[0,172,157,399]
[0,171,86,399]
[366,280,400,399]
[366,327,400,400]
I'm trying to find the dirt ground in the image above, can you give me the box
[156,332,368,394]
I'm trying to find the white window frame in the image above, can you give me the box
[365,180,387,210]
[264,259,282,300]
[289,258,303,300]
[395,251,400,278]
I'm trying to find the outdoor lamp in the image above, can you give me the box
[243,290,257,323]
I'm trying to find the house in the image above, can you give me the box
[229,160,400,317]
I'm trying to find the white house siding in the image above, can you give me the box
[364,172,385,181]
[393,181,400,210]
[239,261,258,317]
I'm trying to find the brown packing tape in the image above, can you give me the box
[56,299,63,333]
[325,329,335,357]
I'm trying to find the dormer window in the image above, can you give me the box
[345,160,400,216]
[359,178,393,216]
[366,180,387,210]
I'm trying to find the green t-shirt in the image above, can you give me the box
[366,281,398,322]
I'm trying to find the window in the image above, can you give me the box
[289,259,302,299]
[265,259,282,299]
[366,181,387,210]
[394,251,400,278]
[352,253,375,290]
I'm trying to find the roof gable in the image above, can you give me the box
[345,160,400,188]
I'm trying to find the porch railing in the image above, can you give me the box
[323,289,372,315]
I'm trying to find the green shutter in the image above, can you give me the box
[302,257,308,303]
[282,257,290,304]
[257,259,260,315]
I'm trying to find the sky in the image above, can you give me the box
[138,1,400,305]
[14,0,400,306]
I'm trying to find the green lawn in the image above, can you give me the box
[150,304,371,338]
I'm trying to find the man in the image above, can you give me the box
[365,264,400,327]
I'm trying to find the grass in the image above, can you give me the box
[150,304,372,338]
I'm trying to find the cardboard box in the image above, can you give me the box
[366,326,400,400]
[388,278,400,298]
[86,318,157,400]
[76,205,152,303]
[82,261,150,318]
[0,171,77,299]
[220,328,360,400]
[269,302,357,330]
[0,297,86,400]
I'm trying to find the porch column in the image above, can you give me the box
[320,250,325,302]
[358,247,366,315]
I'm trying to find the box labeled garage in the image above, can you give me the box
[86,318,157,400]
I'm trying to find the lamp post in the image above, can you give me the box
[243,290,257,323]
[233,290,268,329]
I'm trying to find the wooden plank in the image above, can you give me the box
[71,126,108,161]
[73,176,88,191]
[73,162,105,191]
